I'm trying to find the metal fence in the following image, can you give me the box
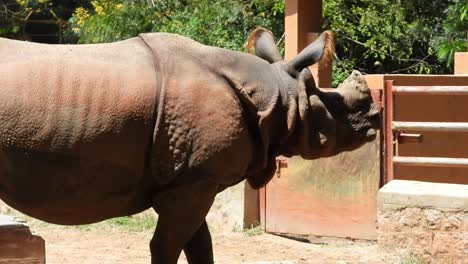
[383,81,468,184]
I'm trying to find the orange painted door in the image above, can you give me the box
[261,141,380,240]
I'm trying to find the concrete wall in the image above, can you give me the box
[207,182,245,232]
[378,180,468,263]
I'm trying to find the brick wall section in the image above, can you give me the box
[377,180,468,263]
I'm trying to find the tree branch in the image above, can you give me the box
[342,35,432,64]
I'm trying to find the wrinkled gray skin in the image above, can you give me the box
[0,28,379,264]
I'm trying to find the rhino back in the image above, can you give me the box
[0,37,159,224]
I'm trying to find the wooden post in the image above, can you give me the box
[243,183,260,228]
[285,0,331,87]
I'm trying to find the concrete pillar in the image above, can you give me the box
[0,215,45,264]
[285,0,332,87]
[454,52,468,75]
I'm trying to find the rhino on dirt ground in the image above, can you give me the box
[0,27,380,264]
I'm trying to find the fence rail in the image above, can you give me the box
[392,121,468,132]
[383,81,468,185]
[392,86,468,95]
[393,156,468,168]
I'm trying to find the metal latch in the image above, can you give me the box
[276,156,288,178]
[396,132,423,144]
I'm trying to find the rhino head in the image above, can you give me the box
[301,70,381,158]
[245,28,380,187]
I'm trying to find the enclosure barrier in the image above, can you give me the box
[383,81,468,184]
[392,121,468,132]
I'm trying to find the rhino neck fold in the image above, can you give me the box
[218,58,292,189]
[277,79,339,160]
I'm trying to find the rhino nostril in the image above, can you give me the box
[369,112,381,127]
[367,109,379,118]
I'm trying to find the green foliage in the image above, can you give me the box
[77,211,157,232]
[0,0,50,39]
[436,0,468,67]
[323,0,452,86]
[2,0,466,87]
[68,0,284,52]
[103,215,156,232]
[243,222,263,237]
[399,256,429,264]
[0,0,90,41]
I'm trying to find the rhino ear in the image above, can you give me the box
[247,27,282,64]
[286,30,335,77]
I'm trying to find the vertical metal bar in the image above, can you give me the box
[379,123,385,187]
[375,89,385,188]
[383,80,395,184]
[380,85,387,187]
[259,186,267,231]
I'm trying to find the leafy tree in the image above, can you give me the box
[0,0,51,40]
[323,0,452,86]
[435,0,468,67]
[0,0,89,42]
[2,0,466,87]
[68,0,284,53]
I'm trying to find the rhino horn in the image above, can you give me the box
[247,27,282,64]
[286,30,335,78]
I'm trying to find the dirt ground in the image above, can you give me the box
[23,220,407,264]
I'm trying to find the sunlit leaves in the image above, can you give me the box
[68,0,284,53]
[436,0,468,67]
[323,0,451,86]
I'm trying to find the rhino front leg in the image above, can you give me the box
[150,180,218,264]
[183,220,214,264]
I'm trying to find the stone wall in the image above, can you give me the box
[377,180,468,263]
[206,182,245,232]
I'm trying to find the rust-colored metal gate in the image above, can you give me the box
[383,81,468,185]
[256,90,383,240]
[259,152,380,240]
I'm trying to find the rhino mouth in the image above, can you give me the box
[356,125,378,142]
[366,128,377,141]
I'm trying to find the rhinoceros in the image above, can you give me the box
[0,27,379,264]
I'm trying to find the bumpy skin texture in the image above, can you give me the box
[0,29,380,264]
[0,37,158,224]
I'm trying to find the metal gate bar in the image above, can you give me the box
[383,81,395,184]
[392,121,468,132]
[383,82,468,185]
[393,86,468,95]
[393,156,468,168]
